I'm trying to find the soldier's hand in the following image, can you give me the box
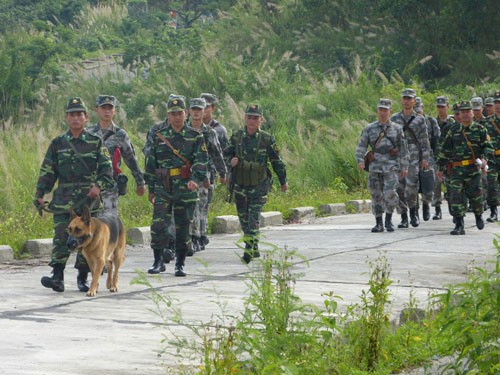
[88,185,101,199]
[421,160,429,170]
[281,183,288,192]
[187,180,198,191]
[230,157,239,168]
[400,169,408,178]
[357,162,365,171]
[436,171,444,182]
[148,193,155,204]
[136,185,145,196]
[219,177,226,185]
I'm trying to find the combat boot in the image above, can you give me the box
[398,213,409,229]
[409,207,420,227]
[163,248,175,264]
[148,249,165,274]
[450,217,465,235]
[76,270,89,292]
[41,263,65,292]
[384,213,395,232]
[422,203,430,221]
[487,206,498,223]
[371,216,384,233]
[432,205,442,220]
[475,214,485,230]
[199,235,209,251]
[174,253,187,277]
[242,240,260,264]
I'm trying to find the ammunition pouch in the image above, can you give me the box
[115,174,128,196]
[363,151,375,172]
[155,168,171,192]
[234,160,267,187]
[180,163,192,179]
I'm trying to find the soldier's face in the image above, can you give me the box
[66,111,88,131]
[485,105,494,116]
[95,104,115,122]
[203,105,214,121]
[472,108,483,120]
[460,109,472,124]
[402,96,415,110]
[189,107,204,121]
[245,115,262,135]
[437,106,448,117]
[494,102,500,115]
[167,110,185,128]
[377,108,390,123]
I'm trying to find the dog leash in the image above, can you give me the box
[34,195,100,217]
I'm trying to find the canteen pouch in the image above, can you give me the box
[180,163,192,179]
[115,174,128,196]
[155,168,171,192]
[234,161,267,186]
[363,150,375,172]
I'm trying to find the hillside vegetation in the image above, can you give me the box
[0,0,499,251]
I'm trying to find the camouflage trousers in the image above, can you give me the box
[234,186,268,243]
[432,170,443,206]
[368,170,400,216]
[448,166,483,217]
[397,163,420,213]
[191,185,212,237]
[486,164,500,206]
[101,185,119,216]
[49,213,89,271]
[151,199,196,256]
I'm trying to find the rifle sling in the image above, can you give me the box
[155,131,191,166]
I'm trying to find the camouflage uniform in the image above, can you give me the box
[36,125,114,270]
[433,111,455,212]
[390,100,430,226]
[144,99,208,276]
[483,98,500,221]
[436,100,493,234]
[224,106,287,256]
[87,121,144,215]
[356,99,409,232]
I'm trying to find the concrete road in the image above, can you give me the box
[0,211,498,374]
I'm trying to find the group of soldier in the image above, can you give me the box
[35,94,287,293]
[356,88,500,236]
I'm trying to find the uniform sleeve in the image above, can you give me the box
[436,130,454,170]
[355,128,369,163]
[480,127,494,160]
[398,130,410,171]
[268,136,287,185]
[191,133,209,185]
[207,131,227,178]
[96,141,114,191]
[35,140,58,198]
[118,130,145,186]
[418,118,431,162]
[224,131,238,165]
[144,137,158,194]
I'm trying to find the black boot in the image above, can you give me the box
[41,264,65,292]
[410,207,420,227]
[371,216,384,233]
[148,249,165,274]
[487,206,498,223]
[199,235,209,251]
[163,248,175,264]
[422,203,430,221]
[450,217,465,235]
[77,270,89,292]
[174,252,187,277]
[432,205,442,220]
[187,236,197,256]
[398,213,409,228]
[384,213,395,232]
[475,214,485,230]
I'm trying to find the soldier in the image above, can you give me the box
[87,95,145,216]
[485,97,495,117]
[436,100,493,235]
[201,93,229,151]
[483,91,500,222]
[144,96,208,277]
[432,96,455,220]
[414,97,440,221]
[471,96,489,211]
[187,97,227,252]
[35,97,114,293]
[225,104,288,263]
[356,99,409,232]
[390,88,430,228]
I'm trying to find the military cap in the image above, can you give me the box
[401,88,416,98]
[471,96,483,110]
[189,97,206,109]
[96,95,116,107]
[167,96,186,112]
[169,93,186,101]
[377,98,392,109]
[436,96,449,107]
[485,97,494,106]
[245,104,263,117]
[452,102,461,113]
[459,100,472,110]
[494,91,500,102]
[414,96,423,112]
[200,93,217,105]
[66,97,87,113]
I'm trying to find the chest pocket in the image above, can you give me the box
[234,131,268,187]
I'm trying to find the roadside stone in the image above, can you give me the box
[127,227,151,246]
[319,203,347,216]
[260,211,283,227]
[346,199,372,213]
[289,206,315,223]
[0,245,14,262]
[24,239,52,257]
[212,215,241,234]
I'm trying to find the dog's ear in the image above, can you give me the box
[70,208,78,220]
[82,205,91,226]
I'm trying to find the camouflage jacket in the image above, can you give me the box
[436,121,494,171]
[35,129,114,210]
[390,111,430,165]
[206,118,229,151]
[483,114,500,165]
[87,122,144,187]
[355,120,409,173]
[145,124,208,196]
[187,121,227,179]
[142,120,168,158]
[423,115,440,156]
[225,128,287,186]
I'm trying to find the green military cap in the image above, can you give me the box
[66,97,88,113]
[200,93,217,105]
[377,98,392,109]
[401,88,416,98]
[436,96,449,107]
[459,100,472,110]
[485,97,494,106]
[189,97,206,109]
[169,93,186,101]
[494,91,500,102]
[471,96,483,110]
[96,95,116,107]
[245,104,263,117]
[167,96,186,112]
[452,102,461,113]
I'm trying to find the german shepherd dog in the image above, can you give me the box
[67,206,126,297]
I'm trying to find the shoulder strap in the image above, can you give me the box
[155,131,191,166]
[491,118,500,135]
[403,116,423,161]
[461,127,477,160]
[67,139,93,173]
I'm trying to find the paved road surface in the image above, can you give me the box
[1,211,497,374]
